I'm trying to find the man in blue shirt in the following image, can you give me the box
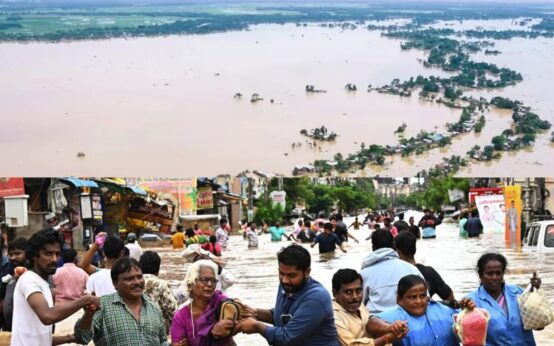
[311,222,347,254]
[239,244,339,346]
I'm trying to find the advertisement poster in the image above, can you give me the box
[126,178,197,215]
[475,194,506,234]
[197,187,213,210]
[0,178,25,198]
[503,185,522,249]
[270,190,286,209]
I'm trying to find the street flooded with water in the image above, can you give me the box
[56,213,554,345]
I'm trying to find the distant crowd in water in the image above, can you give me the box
[1,208,547,345]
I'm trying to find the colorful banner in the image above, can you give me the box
[126,178,197,215]
[503,185,523,250]
[0,178,25,198]
[475,194,506,234]
[197,187,213,210]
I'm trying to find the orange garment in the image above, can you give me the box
[172,232,185,249]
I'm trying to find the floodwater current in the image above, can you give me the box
[1,21,553,177]
[56,213,554,345]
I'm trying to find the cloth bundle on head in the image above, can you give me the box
[180,244,215,262]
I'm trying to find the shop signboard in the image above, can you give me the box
[126,178,197,215]
[270,190,286,209]
[0,178,24,198]
[197,187,213,210]
[127,197,175,226]
[469,187,503,204]
[448,189,465,203]
[503,185,523,250]
[92,195,103,221]
[475,194,506,234]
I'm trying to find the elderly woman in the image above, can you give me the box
[170,260,238,346]
[375,275,475,346]
[465,253,541,346]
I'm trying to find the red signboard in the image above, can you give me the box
[0,178,25,198]
[468,187,503,204]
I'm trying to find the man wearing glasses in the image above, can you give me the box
[239,244,339,345]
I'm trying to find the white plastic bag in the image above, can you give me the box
[518,285,554,330]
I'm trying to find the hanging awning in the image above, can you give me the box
[127,186,147,196]
[93,179,147,196]
[60,177,99,188]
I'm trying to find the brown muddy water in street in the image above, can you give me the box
[56,213,554,345]
[1,21,553,177]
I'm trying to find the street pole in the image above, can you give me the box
[248,178,254,222]
[523,178,532,226]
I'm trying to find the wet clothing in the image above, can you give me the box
[246,228,259,248]
[171,291,233,346]
[313,232,342,254]
[378,301,459,346]
[172,232,185,249]
[465,284,536,346]
[75,293,169,346]
[334,221,349,242]
[332,300,375,346]
[266,278,339,346]
[269,227,288,241]
[418,214,442,238]
[215,228,229,248]
[415,264,453,301]
[297,230,316,243]
[361,248,423,313]
[143,274,178,334]
[459,218,468,238]
[464,217,484,237]
[201,242,222,257]
[408,224,421,239]
[393,220,409,233]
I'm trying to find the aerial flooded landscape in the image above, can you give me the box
[1,1,554,177]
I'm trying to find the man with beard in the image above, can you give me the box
[11,228,99,346]
[0,237,27,331]
[239,244,339,345]
[74,257,169,345]
[332,269,408,346]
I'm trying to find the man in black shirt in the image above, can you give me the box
[331,215,359,243]
[407,217,421,239]
[394,231,454,302]
[393,213,409,233]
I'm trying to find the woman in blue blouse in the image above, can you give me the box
[465,253,541,346]
[375,275,475,346]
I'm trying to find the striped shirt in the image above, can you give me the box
[74,292,169,346]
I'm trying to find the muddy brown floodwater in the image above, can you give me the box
[55,213,554,345]
[1,22,553,177]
